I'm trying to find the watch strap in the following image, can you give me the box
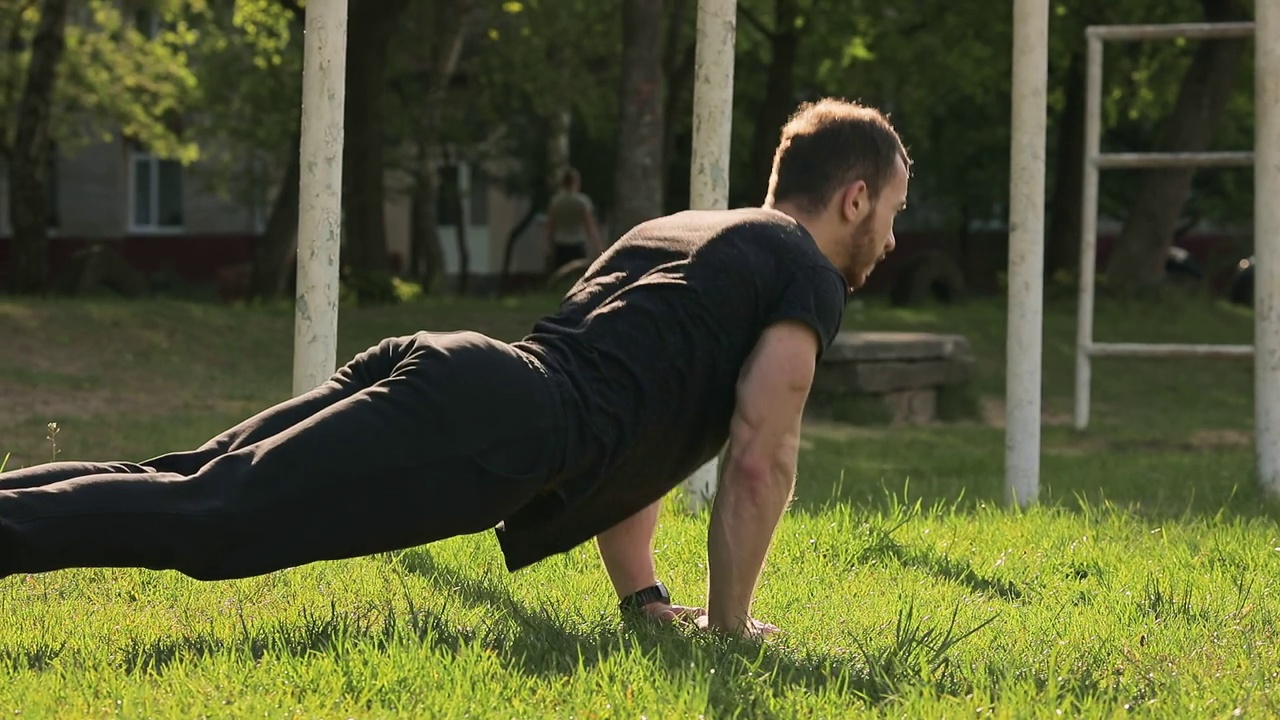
[618,582,670,613]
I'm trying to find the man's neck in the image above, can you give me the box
[764,201,840,265]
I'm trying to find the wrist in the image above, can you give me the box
[618,581,670,614]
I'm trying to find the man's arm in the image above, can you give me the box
[596,499,661,598]
[596,499,707,621]
[706,320,817,634]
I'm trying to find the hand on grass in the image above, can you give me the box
[639,602,708,624]
[695,614,781,639]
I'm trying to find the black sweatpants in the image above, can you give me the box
[0,331,565,581]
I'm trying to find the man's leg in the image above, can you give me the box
[145,335,420,475]
[0,336,418,488]
[0,462,153,491]
[0,332,562,581]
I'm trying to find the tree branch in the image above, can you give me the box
[738,4,776,41]
[277,0,304,21]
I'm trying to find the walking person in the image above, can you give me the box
[544,167,605,271]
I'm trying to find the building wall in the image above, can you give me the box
[383,160,544,279]
[2,137,259,240]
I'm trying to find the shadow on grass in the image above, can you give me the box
[0,552,1000,718]
[392,551,993,717]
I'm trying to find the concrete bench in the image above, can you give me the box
[808,331,978,425]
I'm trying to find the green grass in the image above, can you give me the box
[1,292,1277,718]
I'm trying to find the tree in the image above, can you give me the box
[385,0,476,291]
[461,0,620,287]
[1,0,199,294]
[6,0,68,293]
[181,0,305,300]
[612,0,665,238]
[341,0,412,279]
[1103,0,1253,296]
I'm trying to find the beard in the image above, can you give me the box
[844,211,882,289]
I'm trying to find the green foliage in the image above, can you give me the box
[179,0,303,209]
[441,0,621,202]
[0,0,204,161]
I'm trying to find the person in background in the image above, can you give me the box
[544,167,604,272]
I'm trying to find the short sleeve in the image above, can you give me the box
[764,266,848,360]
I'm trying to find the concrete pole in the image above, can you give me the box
[682,0,737,513]
[1004,0,1049,508]
[1257,1,1280,497]
[292,0,348,396]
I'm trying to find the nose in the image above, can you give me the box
[885,231,896,255]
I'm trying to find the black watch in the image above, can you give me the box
[618,582,671,614]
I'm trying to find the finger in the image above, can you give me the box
[642,604,678,622]
[670,605,707,618]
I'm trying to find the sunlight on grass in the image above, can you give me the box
[0,294,1275,716]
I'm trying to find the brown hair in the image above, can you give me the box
[561,167,580,189]
[765,98,910,214]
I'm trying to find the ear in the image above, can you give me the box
[840,181,870,223]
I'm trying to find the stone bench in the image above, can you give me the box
[808,331,978,425]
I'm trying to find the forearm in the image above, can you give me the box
[706,451,796,631]
[596,499,662,597]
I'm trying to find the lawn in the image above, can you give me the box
[1,292,1277,718]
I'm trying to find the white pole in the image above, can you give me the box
[1256,1,1280,497]
[1074,34,1103,430]
[682,0,737,513]
[292,0,349,397]
[1004,0,1049,509]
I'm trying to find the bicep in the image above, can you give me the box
[728,321,820,470]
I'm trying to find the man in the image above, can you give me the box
[0,99,909,638]
[543,167,605,271]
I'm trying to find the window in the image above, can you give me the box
[129,149,184,231]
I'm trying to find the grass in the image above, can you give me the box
[1,291,1277,718]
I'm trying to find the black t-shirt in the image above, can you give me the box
[499,207,848,570]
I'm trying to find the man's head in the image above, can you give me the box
[561,167,581,192]
[764,99,911,289]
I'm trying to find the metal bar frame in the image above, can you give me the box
[1074,22,1269,451]
[1075,22,1258,430]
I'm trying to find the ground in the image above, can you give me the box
[1,292,1277,718]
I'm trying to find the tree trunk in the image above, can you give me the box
[1103,0,1249,296]
[409,146,444,289]
[408,0,470,291]
[341,0,410,277]
[1045,51,1086,280]
[746,0,800,206]
[499,116,552,294]
[7,0,69,294]
[612,0,665,237]
[448,162,470,294]
[249,132,302,299]
[660,0,694,210]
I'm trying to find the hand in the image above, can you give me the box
[636,602,707,624]
[695,614,781,639]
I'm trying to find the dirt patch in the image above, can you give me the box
[1045,428,1254,457]
[0,379,216,428]
[1187,428,1252,449]
[979,397,1073,428]
[799,419,889,449]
